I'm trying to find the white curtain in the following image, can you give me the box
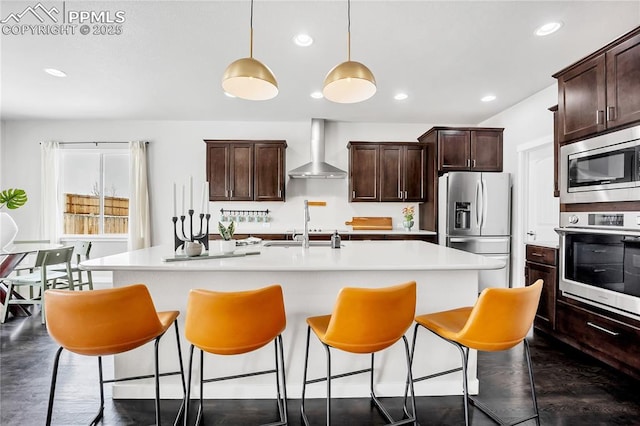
[40,141,62,243]
[128,141,150,250]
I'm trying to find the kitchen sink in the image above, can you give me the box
[262,240,335,248]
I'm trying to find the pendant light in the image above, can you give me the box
[222,0,278,100]
[323,0,376,104]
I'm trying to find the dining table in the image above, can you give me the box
[0,242,62,317]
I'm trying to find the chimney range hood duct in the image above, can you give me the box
[288,119,347,179]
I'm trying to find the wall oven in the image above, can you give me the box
[557,211,640,321]
[560,125,640,204]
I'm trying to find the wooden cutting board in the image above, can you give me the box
[344,217,393,230]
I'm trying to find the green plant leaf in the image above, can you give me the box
[0,188,27,210]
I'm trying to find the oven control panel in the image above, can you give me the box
[560,211,640,230]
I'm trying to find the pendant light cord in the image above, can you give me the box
[249,0,254,58]
[347,0,351,61]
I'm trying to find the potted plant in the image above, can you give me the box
[0,188,27,249]
[218,221,236,254]
[402,206,415,231]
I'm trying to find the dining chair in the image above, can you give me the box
[300,281,417,426]
[49,241,93,290]
[409,280,543,426]
[1,246,74,324]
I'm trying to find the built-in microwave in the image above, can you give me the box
[560,125,640,204]
[556,211,640,321]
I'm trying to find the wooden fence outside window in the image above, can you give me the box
[64,194,129,234]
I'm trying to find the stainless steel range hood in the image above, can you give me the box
[288,119,347,179]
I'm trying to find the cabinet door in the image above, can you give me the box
[379,145,403,202]
[350,144,379,202]
[438,130,470,171]
[403,145,426,201]
[525,261,557,331]
[254,143,285,201]
[207,144,230,201]
[470,130,502,171]
[557,54,606,143]
[606,32,640,129]
[229,144,253,201]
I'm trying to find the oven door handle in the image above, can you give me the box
[622,237,640,245]
[555,227,640,237]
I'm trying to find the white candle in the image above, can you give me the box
[189,176,193,210]
[173,183,176,217]
[206,182,210,214]
[182,185,185,216]
[201,182,206,213]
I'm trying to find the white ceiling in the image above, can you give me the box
[1,1,639,123]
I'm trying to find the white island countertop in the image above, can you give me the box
[81,240,504,272]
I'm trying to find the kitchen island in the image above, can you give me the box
[81,240,504,400]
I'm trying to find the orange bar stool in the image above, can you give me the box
[300,281,417,426]
[183,285,288,425]
[44,284,186,426]
[410,279,543,426]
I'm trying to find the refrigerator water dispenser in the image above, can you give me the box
[455,202,471,229]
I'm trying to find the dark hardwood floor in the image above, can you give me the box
[1,311,639,425]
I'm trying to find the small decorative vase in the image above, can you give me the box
[184,241,203,257]
[0,212,18,249]
[219,239,236,255]
[403,220,414,231]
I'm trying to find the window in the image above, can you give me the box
[61,149,130,235]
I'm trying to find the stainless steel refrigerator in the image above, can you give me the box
[438,172,512,291]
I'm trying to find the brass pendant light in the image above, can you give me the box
[323,0,376,104]
[222,0,278,101]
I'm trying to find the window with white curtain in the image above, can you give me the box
[60,148,130,235]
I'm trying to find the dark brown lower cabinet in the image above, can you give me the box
[525,245,557,333]
[556,299,640,379]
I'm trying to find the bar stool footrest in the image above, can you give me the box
[469,396,539,426]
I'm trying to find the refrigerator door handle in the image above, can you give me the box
[475,179,482,227]
[449,237,511,243]
[482,177,488,229]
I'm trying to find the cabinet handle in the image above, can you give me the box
[278,189,282,198]
[467,159,471,167]
[472,159,476,168]
[531,252,544,257]
[593,268,607,273]
[607,106,615,122]
[596,110,604,125]
[230,189,233,197]
[225,189,228,197]
[352,190,356,198]
[587,322,620,336]
[405,190,408,199]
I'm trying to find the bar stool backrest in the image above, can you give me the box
[456,279,543,352]
[185,285,286,355]
[324,281,416,353]
[44,284,165,356]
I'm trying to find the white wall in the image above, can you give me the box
[1,119,460,249]
[478,84,558,287]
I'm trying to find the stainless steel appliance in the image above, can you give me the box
[560,124,640,204]
[438,172,511,291]
[556,211,640,321]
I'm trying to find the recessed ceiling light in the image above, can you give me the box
[394,93,409,101]
[310,91,323,99]
[293,33,313,47]
[535,21,563,36]
[44,68,66,77]
[481,94,496,102]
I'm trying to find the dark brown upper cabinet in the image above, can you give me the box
[348,142,427,203]
[418,127,503,173]
[348,143,379,202]
[205,140,286,202]
[554,27,640,144]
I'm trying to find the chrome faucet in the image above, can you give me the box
[303,199,310,248]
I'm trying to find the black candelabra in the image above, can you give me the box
[173,210,211,252]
